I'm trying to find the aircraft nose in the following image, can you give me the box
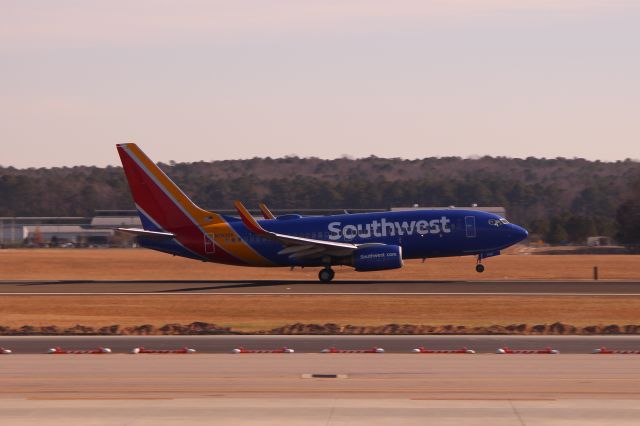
[508,224,528,242]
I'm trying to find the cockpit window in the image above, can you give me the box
[489,218,509,227]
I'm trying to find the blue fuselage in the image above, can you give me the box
[139,209,528,267]
[211,209,528,267]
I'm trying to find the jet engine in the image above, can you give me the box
[352,245,403,272]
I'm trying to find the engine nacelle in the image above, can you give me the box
[353,245,403,272]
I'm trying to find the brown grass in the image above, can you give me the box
[1,249,639,331]
[0,248,639,280]
[1,295,639,332]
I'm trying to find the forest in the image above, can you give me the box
[1,156,639,244]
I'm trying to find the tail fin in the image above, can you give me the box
[117,143,222,233]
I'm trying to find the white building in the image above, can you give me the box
[23,225,114,245]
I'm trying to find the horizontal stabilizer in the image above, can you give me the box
[116,228,175,239]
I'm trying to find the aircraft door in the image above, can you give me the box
[465,216,476,238]
[204,233,215,254]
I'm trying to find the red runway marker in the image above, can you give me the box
[131,347,196,354]
[321,347,385,353]
[232,347,294,353]
[593,347,640,354]
[47,347,112,354]
[496,347,559,354]
[412,347,475,354]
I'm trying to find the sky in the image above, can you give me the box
[1,0,639,167]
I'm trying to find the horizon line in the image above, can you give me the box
[1,154,639,170]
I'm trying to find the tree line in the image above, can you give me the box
[0,156,639,243]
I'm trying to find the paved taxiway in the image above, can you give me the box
[2,354,640,425]
[1,279,639,294]
[2,335,640,354]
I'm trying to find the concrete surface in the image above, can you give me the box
[3,398,640,425]
[1,354,640,425]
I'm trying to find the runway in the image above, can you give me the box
[1,279,640,295]
[2,354,640,425]
[2,335,640,354]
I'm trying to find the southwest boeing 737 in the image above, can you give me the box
[116,144,528,282]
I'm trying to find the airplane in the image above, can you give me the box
[116,143,528,283]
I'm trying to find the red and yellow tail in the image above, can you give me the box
[117,143,223,228]
[117,143,272,266]
[118,143,227,261]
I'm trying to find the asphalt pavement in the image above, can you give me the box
[1,335,639,354]
[1,279,640,294]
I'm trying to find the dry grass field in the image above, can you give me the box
[1,294,640,332]
[1,249,639,333]
[0,248,639,281]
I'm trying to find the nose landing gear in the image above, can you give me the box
[318,267,335,283]
[475,255,485,273]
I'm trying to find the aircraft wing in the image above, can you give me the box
[234,201,377,259]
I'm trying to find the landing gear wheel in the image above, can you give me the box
[475,264,485,273]
[319,268,335,283]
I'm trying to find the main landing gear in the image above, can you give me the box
[318,267,335,283]
[475,255,485,273]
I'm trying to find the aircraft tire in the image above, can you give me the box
[319,268,335,283]
[475,264,485,273]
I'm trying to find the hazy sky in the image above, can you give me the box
[1,0,639,167]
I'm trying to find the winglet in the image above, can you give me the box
[234,201,269,235]
[258,202,276,220]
